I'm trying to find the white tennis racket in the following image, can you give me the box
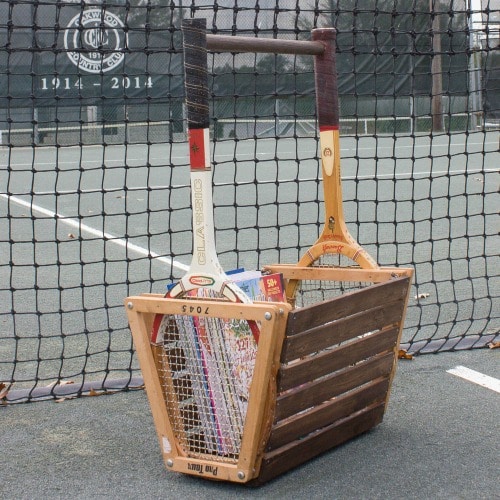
[151,18,258,344]
[149,18,259,458]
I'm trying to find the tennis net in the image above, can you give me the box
[0,0,498,403]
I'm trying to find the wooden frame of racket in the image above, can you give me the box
[125,295,290,482]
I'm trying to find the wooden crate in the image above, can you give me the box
[124,266,412,484]
[252,265,413,484]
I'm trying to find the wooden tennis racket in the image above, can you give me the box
[286,28,378,305]
[150,19,259,457]
[152,18,257,342]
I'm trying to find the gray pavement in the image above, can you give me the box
[1,348,499,499]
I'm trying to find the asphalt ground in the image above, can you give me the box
[1,348,499,499]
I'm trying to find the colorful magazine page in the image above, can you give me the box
[168,270,285,455]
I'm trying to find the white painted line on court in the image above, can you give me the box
[447,365,500,393]
[0,193,189,272]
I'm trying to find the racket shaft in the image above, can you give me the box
[167,18,252,303]
[311,29,377,267]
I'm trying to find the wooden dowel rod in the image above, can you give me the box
[206,34,324,55]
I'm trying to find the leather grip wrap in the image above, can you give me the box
[312,28,338,128]
[182,18,209,130]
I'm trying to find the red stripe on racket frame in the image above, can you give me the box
[189,128,207,169]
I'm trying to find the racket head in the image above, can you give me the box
[285,251,375,307]
[151,296,258,460]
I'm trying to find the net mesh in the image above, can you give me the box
[1,1,498,403]
[292,255,373,308]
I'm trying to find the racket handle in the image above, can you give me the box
[182,18,209,130]
[312,28,338,129]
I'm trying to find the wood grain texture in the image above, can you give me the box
[267,377,390,449]
[253,402,385,484]
[278,325,400,391]
[283,300,404,361]
[275,351,394,421]
[284,277,410,337]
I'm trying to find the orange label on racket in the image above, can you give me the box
[189,128,208,169]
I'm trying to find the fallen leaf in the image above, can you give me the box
[68,233,75,239]
[86,388,121,398]
[46,379,74,388]
[54,395,76,403]
[398,350,414,360]
[0,382,9,400]
[415,293,430,300]
[59,380,74,386]
[487,341,500,349]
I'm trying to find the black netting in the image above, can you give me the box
[1,0,498,402]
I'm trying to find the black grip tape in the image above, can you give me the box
[312,28,338,128]
[182,18,209,130]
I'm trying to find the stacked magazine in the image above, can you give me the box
[174,270,285,456]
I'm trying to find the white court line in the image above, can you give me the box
[0,193,189,272]
[447,365,500,393]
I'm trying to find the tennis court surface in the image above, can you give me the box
[1,349,498,499]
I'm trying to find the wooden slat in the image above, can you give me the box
[125,294,286,323]
[207,34,324,55]
[282,298,404,361]
[268,377,390,450]
[263,265,413,284]
[285,277,410,336]
[278,326,399,391]
[254,402,385,484]
[275,351,393,421]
